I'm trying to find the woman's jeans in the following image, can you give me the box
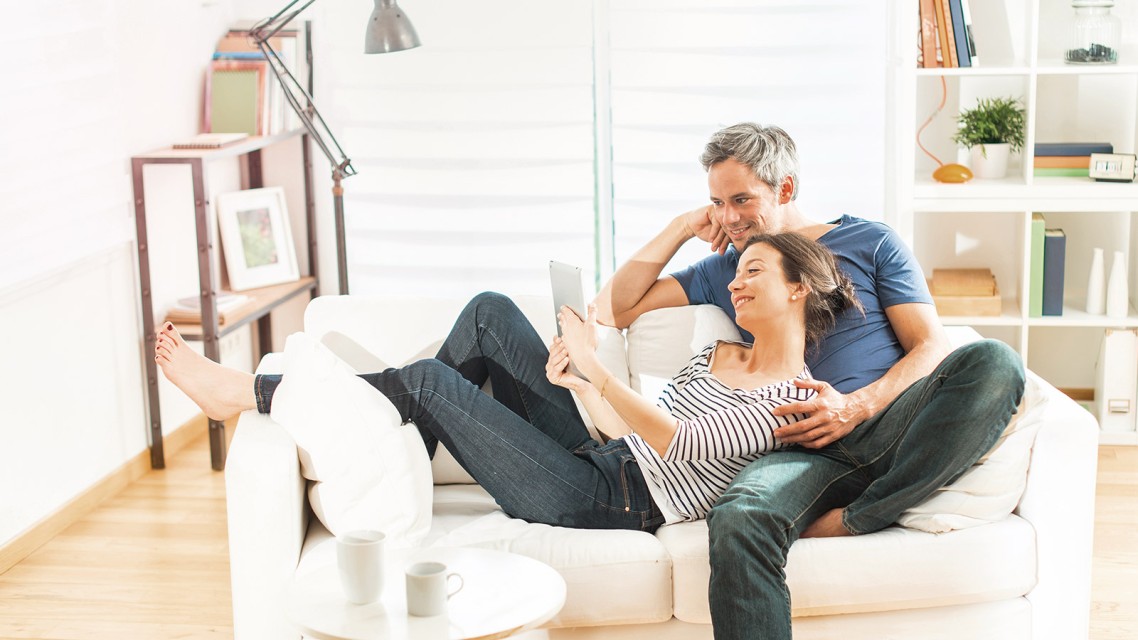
[705,339,1026,640]
[255,292,664,533]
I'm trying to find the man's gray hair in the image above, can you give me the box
[700,123,801,200]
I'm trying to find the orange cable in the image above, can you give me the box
[916,76,948,167]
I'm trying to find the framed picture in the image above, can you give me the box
[216,186,299,291]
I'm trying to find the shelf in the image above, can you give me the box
[1100,431,1138,446]
[914,64,1029,77]
[1035,60,1138,76]
[133,129,305,161]
[913,175,1138,211]
[169,276,317,341]
[1027,304,1138,329]
[939,298,1022,327]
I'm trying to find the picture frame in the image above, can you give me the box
[216,186,299,291]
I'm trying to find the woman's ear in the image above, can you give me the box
[788,282,810,300]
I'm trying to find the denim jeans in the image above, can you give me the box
[705,339,1025,640]
[256,292,664,532]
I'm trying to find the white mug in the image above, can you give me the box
[336,530,385,605]
[405,561,464,616]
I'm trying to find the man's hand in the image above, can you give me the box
[682,205,729,255]
[772,379,869,448]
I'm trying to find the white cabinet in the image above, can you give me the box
[887,0,1138,444]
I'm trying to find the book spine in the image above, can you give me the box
[933,0,951,67]
[1033,155,1091,169]
[961,0,978,66]
[1033,168,1091,177]
[919,0,939,68]
[1030,213,1045,317]
[949,0,970,67]
[939,0,959,67]
[1034,142,1114,156]
[1042,229,1066,316]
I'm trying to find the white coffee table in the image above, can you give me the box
[284,546,567,640]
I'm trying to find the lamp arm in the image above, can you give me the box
[252,7,356,180]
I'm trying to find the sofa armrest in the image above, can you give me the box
[225,354,308,640]
[1015,378,1099,640]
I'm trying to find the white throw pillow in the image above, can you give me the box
[626,304,743,401]
[269,332,432,548]
[897,372,1048,533]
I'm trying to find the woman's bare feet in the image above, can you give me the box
[800,508,853,538]
[155,323,257,421]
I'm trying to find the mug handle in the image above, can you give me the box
[446,572,464,599]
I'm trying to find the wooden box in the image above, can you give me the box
[929,269,1002,317]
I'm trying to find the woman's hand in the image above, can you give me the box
[557,303,599,360]
[545,337,589,393]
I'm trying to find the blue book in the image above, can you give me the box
[1035,142,1113,157]
[949,0,971,68]
[1042,229,1066,316]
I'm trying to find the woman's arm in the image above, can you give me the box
[545,340,633,439]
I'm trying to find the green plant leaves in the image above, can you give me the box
[951,97,1026,153]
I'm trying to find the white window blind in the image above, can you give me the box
[0,1,131,291]
[608,0,888,276]
[318,0,598,300]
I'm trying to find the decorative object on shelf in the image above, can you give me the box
[1089,152,1137,183]
[928,268,1001,317]
[1106,250,1129,318]
[250,0,421,295]
[952,96,1026,180]
[921,76,973,183]
[172,132,249,150]
[1094,328,1137,433]
[1066,0,1120,65]
[1086,247,1106,315]
[217,187,300,291]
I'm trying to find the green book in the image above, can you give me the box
[209,69,260,135]
[1029,213,1045,317]
[1033,167,1091,177]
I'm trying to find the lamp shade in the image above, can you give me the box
[365,0,421,54]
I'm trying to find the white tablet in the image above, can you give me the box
[549,260,587,337]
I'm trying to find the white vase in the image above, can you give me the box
[1106,250,1129,319]
[1086,248,1106,315]
[969,143,1011,179]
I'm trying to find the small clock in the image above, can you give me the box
[1089,153,1136,183]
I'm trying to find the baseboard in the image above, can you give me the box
[0,415,209,575]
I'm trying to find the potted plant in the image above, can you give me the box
[951,97,1026,179]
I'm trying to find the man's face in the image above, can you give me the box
[707,158,787,252]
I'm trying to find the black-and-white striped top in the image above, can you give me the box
[622,341,815,523]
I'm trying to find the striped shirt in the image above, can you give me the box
[622,341,815,523]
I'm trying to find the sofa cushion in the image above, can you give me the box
[656,514,1037,623]
[269,332,433,548]
[897,371,1048,533]
[626,304,742,400]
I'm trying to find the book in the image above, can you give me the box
[939,0,959,67]
[165,292,252,327]
[172,132,249,149]
[961,0,978,66]
[1033,155,1091,169]
[206,60,267,135]
[1042,228,1066,316]
[1034,142,1114,157]
[1033,167,1091,177]
[949,0,971,67]
[1029,213,1045,317]
[933,0,952,67]
[1095,328,1138,433]
[919,0,939,68]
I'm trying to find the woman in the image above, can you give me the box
[156,232,859,532]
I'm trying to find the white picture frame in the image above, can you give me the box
[216,186,299,291]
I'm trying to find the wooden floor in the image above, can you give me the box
[0,435,1134,639]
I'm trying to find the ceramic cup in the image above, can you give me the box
[405,561,464,616]
[336,530,386,605]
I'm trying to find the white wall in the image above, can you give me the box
[0,0,243,545]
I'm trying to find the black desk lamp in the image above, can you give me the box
[251,0,421,294]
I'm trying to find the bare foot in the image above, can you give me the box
[155,322,256,420]
[800,508,853,538]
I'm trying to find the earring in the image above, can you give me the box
[791,294,798,300]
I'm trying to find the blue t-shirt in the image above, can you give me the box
[670,215,933,394]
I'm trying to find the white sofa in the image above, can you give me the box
[226,295,1099,640]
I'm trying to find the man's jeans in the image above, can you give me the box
[255,292,664,532]
[706,339,1026,640]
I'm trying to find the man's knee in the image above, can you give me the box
[951,339,1025,398]
[708,489,789,566]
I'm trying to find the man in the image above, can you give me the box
[593,122,1025,639]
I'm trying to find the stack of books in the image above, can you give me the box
[205,24,306,137]
[1028,213,1066,317]
[165,292,252,326]
[1033,142,1113,178]
[917,0,978,68]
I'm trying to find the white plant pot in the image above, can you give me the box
[969,143,1011,179]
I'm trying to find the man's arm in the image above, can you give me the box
[772,303,950,448]
[594,206,726,328]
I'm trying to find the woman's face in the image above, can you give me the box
[728,242,803,328]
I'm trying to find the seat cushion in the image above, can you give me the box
[656,515,1037,623]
